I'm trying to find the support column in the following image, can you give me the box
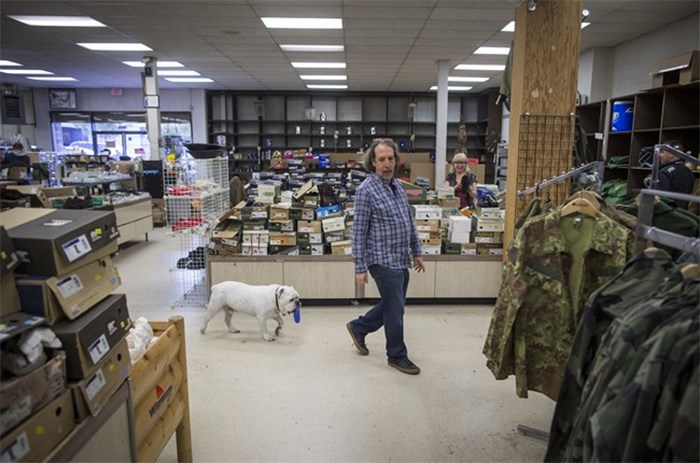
[142,56,162,160]
[435,59,450,186]
[503,0,582,250]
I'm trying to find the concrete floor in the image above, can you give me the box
[114,228,555,463]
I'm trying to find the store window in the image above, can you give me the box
[50,111,192,159]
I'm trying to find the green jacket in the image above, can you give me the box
[483,209,634,399]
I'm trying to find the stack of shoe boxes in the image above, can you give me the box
[474,208,505,256]
[0,208,131,461]
[412,205,442,255]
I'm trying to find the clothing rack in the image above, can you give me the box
[648,143,700,189]
[516,161,603,198]
[634,188,700,255]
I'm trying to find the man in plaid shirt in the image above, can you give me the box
[346,139,425,375]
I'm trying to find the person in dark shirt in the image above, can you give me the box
[657,140,695,209]
[1,142,31,182]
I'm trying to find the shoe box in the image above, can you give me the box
[16,256,121,325]
[52,294,131,380]
[0,226,21,317]
[3,208,119,277]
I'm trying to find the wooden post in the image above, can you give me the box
[503,0,582,250]
[172,316,193,462]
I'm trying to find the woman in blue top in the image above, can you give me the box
[346,138,425,375]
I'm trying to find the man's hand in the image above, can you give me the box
[413,256,425,273]
[355,272,368,285]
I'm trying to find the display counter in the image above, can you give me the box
[208,255,503,300]
[97,196,153,245]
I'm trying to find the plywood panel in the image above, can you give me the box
[364,261,436,298]
[209,261,284,286]
[434,261,503,297]
[283,261,355,298]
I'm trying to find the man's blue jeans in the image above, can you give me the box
[352,265,410,361]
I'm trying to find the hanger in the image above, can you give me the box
[560,197,600,218]
[680,263,699,281]
[569,190,603,207]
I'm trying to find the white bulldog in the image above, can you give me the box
[200,281,301,342]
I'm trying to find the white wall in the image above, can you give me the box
[30,87,207,152]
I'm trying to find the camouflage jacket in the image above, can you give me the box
[545,248,676,461]
[552,265,699,462]
[482,209,634,399]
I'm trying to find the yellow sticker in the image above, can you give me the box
[120,321,126,328]
[1,251,6,259]
[36,425,45,436]
[95,274,102,282]
[95,228,103,235]
[109,363,115,372]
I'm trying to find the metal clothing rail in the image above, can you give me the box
[649,144,700,189]
[516,161,603,198]
[634,188,700,255]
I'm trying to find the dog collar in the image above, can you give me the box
[275,286,282,314]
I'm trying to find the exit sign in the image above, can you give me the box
[111,88,123,96]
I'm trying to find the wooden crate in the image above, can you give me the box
[130,316,192,462]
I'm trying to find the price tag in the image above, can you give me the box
[1,432,30,462]
[85,370,106,400]
[62,235,92,262]
[88,334,110,365]
[56,274,84,298]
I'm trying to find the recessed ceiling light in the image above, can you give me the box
[501,21,515,32]
[430,86,473,91]
[262,17,342,29]
[27,76,77,81]
[158,70,201,77]
[454,64,506,71]
[0,60,22,67]
[0,69,53,75]
[78,43,152,51]
[300,75,347,81]
[9,15,106,27]
[292,62,346,69]
[448,76,489,82]
[307,84,348,89]
[474,46,510,55]
[281,45,344,52]
[581,22,591,29]
[122,61,185,68]
[165,77,214,83]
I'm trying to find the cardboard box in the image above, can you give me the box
[16,257,121,325]
[461,243,478,255]
[436,186,455,199]
[412,205,441,220]
[422,245,441,255]
[418,231,442,245]
[69,338,129,419]
[316,204,342,219]
[0,351,66,436]
[52,294,131,380]
[0,273,21,317]
[268,245,299,256]
[42,186,77,199]
[241,244,268,256]
[476,219,504,232]
[448,230,471,244]
[242,220,267,231]
[438,197,460,209]
[5,209,119,277]
[477,243,504,256]
[322,216,345,233]
[311,244,325,256]
[212,218,243,246]
[331,240,353,256]
[325,231,345,244]
[0,313,44,342]
[651,50,699,87]
[478,207,503,220]
[297,220,321,233]
[241,205,268,220]
[5,185,50,208]
[474,231,504,244]
[0,207,54,230]
[269,232,296,246]
[268,220,294,233]
[300,208,315,221]
[256,184,280,202]
[442,239,462,254]
[448,216,472,234]
[0,390,75,463]
[269,205,290,221]
[242,230,269,245]
[309,232,323,244]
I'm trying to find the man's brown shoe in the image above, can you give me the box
[346,322,369,355]
[388,357,420,375]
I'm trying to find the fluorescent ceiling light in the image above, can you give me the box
[165,77,214,83]
[292,62,346,69]
[300,75,347,81]
[158,70,201,77]
[454,64,506,71]
[280,45,344,52]
[474,46,510,55]
[9,15,106,27]
[307,84,348,89]
[0,60,22,66]
[501,21,515,32]
[430,86,473,91]
[122,61,185,68]
[581,22,591,29]
[78,43,152,51]
[27,76,77,81]
[448,76,489,82]
[262,17,342,29]
[0,69,53,75]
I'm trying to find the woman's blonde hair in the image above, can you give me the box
[449,152,470,174]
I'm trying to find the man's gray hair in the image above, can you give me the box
[362,138,401,172]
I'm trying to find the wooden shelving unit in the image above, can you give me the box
[577,81,699,191]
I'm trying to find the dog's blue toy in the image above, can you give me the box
[293,305,301,323]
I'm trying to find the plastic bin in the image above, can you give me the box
[611,100,634,131]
